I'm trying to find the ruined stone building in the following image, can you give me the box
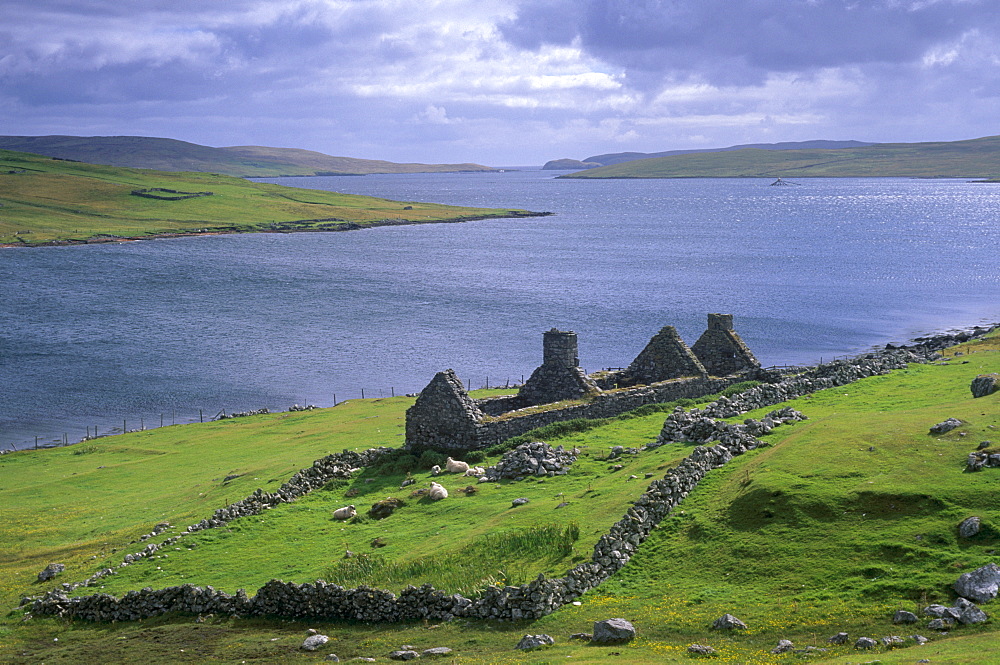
[405,314,761,451]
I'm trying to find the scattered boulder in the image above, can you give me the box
[484,442,576,481]
[711,613,747,630]
[302,634,330,651]
[388,649,420,660]
[515,634,554,650]
[569,633,592,641]
[422,647,453,657]
[953,563,1000,603]
[37,563,65,582]
[923,604,959,619]
[959,516,982,538]
[910,634,929,644]
[880,635,905,647]
[971,373,1000,398]
[854,636,877,649]
[953,597,989,625]
[324,655,340,662]
[687,644,715,655]
[771,639,794,653]
[591,618,636,644]
[511,497,529,507]
[368,497,406,520]
[927,618,953,630]
[893,609,919,624]
[827,632,849,644]
[929,417,962,435]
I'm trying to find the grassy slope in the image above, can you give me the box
[0,136,496,177]
[561,135,1000,179]
[0,149,535,245]
[2,339,999,663]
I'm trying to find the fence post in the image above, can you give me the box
[361,388,365,399]
[199,409,203,423]
[333,393,337,406]
[391,387,395,397]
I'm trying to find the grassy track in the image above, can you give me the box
[0,149,543,245]
[2,338,999,663]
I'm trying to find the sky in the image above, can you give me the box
[2,0,999,166]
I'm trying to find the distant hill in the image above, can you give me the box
[580,139,874,168]
[541,158,604,170]
[0,136,497,177]
[560,135,1000,179]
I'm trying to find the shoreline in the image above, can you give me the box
[0,210,554,249]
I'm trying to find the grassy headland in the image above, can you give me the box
[2,333,999,663]
[560,135,1000,179]
[0,149,544,246]
[0,136,498,177]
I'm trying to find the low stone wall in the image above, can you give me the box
[26,328,992,624]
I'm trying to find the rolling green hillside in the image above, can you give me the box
[0,136,497,177]
[2,334,998,663]
[561,135,1000,179]
[0,149,541,246]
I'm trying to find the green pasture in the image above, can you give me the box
[2,337,999,663]
[0,149,536,245]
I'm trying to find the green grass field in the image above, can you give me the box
[0,149,540,245]
[2,338,999,663]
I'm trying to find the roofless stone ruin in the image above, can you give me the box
[405,314,761,451]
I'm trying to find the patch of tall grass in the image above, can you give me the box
[322,523,580,595]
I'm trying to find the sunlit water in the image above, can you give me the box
[2,171,998,449]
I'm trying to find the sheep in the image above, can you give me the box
[430,464,442,476]
[445,457,470,474]
[428,481,448,501]
[464,466,486,477]
[332,505,356,521]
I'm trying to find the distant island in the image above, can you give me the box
[0,135,498,178]
[0,148,546,246]
[554,135,1000,179]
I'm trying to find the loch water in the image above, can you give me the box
[2,171,999,450]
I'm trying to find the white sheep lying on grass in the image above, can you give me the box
[464,466,486,477]
[332,505,356,521]
[428,482,448,501]
[446,457,470,474]
[430,464,442,476]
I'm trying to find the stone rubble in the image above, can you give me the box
[483,441,576,481]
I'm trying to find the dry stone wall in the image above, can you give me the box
[26,326,992,625]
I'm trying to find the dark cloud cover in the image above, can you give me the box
[2,0,999,164]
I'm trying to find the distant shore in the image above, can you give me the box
[0,210,554,248]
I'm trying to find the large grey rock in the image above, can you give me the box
[771,639,794,653]
[959,516,982,538]
[854,636,877,649]
[971,374,1000,398]
[302,634,330,651]
[388,650,420,661]
[893,609,919,624]
[953,597,989,625]
[711,613,747,630]
[592,618,636,643]
[827,632,849,644]
[929,417,962,435]
[515,634,554,650]
[37,563,65,582]
[927,617,953,630]
[422,647,452,656]
[923,604,959,619]
[954,563,1000,603]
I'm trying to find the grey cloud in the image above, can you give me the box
[501,0,996,83]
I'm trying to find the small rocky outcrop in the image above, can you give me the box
[929,418,962,435]
[966,449,1000,471]
[688,644,715,655]
[368,497,406,520]
[37,563,65,582]
[971,373,1000,398]
[854,636,877,649]
[893,609,919,624]
[388,649,419,660]
[771,639,794,653]
[953,563,1000,603]
[827,632,849,644]
[422,647,452,656]
[591,618,635,643]
[302,634,330,651]
[711,613,747,630]
[515,634,554,650]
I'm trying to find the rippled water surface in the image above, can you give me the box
[2,172,998,449]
